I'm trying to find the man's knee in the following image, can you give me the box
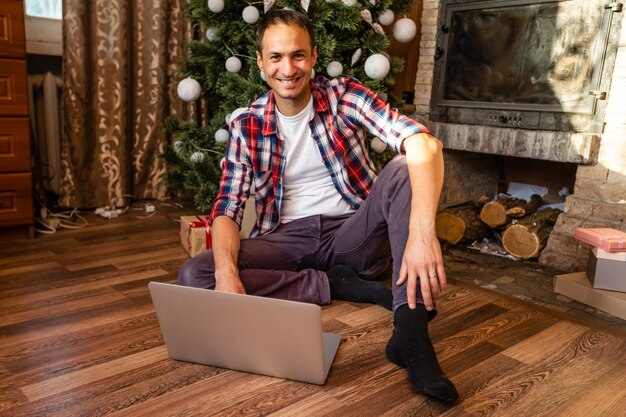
[177,259,197,287]
[377,155,410,190]
[177,255,214,288]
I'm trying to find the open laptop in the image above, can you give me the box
[148,282,341,385]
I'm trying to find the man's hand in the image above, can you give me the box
[215,270,246,294]
[397,230,446,311]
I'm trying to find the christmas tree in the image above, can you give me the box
[163,0,419,211]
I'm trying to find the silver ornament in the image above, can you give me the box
[351,48,362,66]
[372,23,385,36]
[242,6,260,24]
[177,77,201,102]
[264,0,276,12]
[173,140,184,155]
[364,54,390,80]
[207,0,224,13]
[230,107,248,123]
[361,9,372,24]
[326,61,343,77]
[378,9,394,26]
[370,137,387,153]
[190,151,205,163]
[205,27,218,41]
[215,128,229,143]
[225,56,242,73]
[393,17,417,43]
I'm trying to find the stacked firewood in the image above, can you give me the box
[435,194,562,259]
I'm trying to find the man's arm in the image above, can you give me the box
[396,132,446,311]
[211,215,246,294]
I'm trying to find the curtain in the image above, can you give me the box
[59,0,195,208]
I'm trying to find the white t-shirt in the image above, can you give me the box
[276,97,355,223]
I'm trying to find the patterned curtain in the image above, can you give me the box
[60,0,195,208]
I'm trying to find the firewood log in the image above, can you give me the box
[436,204,491,244]
[479,195,536,228]
[506,194,543,218]
[501,208,561,259]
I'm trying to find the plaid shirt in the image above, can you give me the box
[211,76,429,237]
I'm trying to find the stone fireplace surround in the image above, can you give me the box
[413,0,626,271]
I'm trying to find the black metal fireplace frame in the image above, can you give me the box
[429,0,623,133]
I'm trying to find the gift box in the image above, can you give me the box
[573,227,626,252]
[586,247,626,293]
[554,272,626,320]
[180,215,212,257]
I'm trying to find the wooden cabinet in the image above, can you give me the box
[0,0,34,239]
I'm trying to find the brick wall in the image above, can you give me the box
[540,11,626,270]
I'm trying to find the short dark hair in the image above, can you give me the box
[256,9,316,53]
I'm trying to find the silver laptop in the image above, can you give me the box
[148,282,341,385]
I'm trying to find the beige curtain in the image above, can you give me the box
[59,0,195,208]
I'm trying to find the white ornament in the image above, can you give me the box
[393,17,417,43]
[372,23,385,36]
[190,151,205,163]
[369,0,376,5]
[264,0,276,12]
[326,61,343,77]
[260,69,266,81]
[342,0,357,6]
[378,9,394,26]
[215,128,229,143]
[301,0,310,11]
[205,27,218,41]
[370,137,387,153]
[364,54,390,80]
[225,56,242,73]
[177,77,201,102]
[220,157,226,169]
[361,9,372,24]
[230,107,248,122]
[351,48,362,66]
[207,0,224,13]
[173,140,184,155]
[242,6,260,24]
[311,68,316,78]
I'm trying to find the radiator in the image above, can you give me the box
[28,72,62,195]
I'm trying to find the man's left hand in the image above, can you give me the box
[397,231,447,311]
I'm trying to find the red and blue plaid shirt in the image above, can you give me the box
[211,76,429,237]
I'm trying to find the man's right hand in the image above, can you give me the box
[215,272,246,294]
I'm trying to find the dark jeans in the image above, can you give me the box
[178,156,423,311]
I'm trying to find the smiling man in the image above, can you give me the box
[178,9,459,404]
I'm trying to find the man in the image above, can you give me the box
[178,9,459,404]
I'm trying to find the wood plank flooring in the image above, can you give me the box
[0,206,625,416]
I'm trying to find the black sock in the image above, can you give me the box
[385,304,459,404]
[326,265,393,310]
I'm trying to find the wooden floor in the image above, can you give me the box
[1,206,625,416]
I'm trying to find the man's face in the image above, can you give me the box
[256,23,317,116]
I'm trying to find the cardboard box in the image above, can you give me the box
[553,272,626,320]
[180,215,211,257]
[586,247,626,293]
[573,228,626,252]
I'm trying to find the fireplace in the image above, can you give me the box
[431,0,621,134]
[414,0,626,271]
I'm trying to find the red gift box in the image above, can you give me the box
[180,215,212,257]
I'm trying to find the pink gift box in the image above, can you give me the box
[573,228,626,252]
